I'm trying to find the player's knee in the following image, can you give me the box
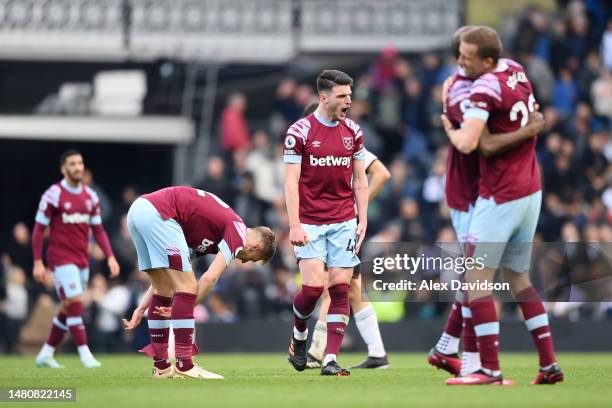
[302,284,324,301]
[328,282,349,299]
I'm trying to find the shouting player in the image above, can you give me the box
[33,149,120,369]
[428,27,546,378]
[301,102,391,370]
[122,186,276,379]
[441,26,563,385]
[285,70,369,376]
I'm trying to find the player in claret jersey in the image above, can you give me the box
[33,150,120,369]
[298,103,391,370]
[284,70,369,376]
[428,26,546,378]
[122,186,276,379]
[441,26,563,385]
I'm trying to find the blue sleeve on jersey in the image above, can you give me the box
[463,107,490,122]
[353,149,366,161]
[35,211,50,226]
[218,239,233,265]
[284,155,302,164]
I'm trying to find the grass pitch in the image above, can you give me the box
[1,353,611,408]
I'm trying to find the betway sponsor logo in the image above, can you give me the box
[62,212,91,224]
[310,155,351,168]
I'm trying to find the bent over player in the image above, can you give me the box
[124,186,276,379]
[285,70,369,376]
[33,149,120,369]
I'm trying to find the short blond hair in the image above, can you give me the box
[461,26,502,64]
[254,226,276,263]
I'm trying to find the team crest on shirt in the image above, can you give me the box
[312,140,321,148]
[85,199,93,212]
[342,137,353,151]
[64,202,72,210]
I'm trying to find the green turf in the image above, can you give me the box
[1,353,610,408]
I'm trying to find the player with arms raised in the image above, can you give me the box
[33,149,120,369]
[285,70,368,376]
[122,186,276,379]
[441,26,563,385]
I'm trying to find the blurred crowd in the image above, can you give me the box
[1,1,611,353]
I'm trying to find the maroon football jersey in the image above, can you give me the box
[283,111,365,224]
[445,70,479,212]
[35,180,103,269]
[467,60,541,203]
[143,186,247,264]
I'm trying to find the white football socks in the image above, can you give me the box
[460,352,481,376]
[354,305,386,357]
[77,345,94,362]
[435,332,460,355]
[293,327,308,341]
[307,320,327,359]
[36,343,55,360]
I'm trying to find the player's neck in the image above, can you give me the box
[61,178,83,193]
[314,108,339,127]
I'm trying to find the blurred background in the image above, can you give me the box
[0,0,611,355]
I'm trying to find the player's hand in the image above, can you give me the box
[33,260,46,283]
[355,222,367,254]
[440,114,453,135]
[526,111,545,135]
[107,256,120,278]
[289,225,309,247]
[122,308,144,330]
[154,306,171,319]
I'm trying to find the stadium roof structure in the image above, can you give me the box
[0,115,194,144]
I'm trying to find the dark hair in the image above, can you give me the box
[452,25,474,59]
[302,102,319,117]
[461,26,502,64]
[316,70,354,94]
[60,149,82,165]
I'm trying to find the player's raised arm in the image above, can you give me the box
[479,111,545,158]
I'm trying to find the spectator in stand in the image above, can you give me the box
[220,92,250,155]
[197,155,236,207]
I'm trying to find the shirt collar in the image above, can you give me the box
[314,109,339,127]
[61,179,83,194]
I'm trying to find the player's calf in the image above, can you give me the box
[289,284,323,371]
[171,292,197,373]
[64,298,100,367]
